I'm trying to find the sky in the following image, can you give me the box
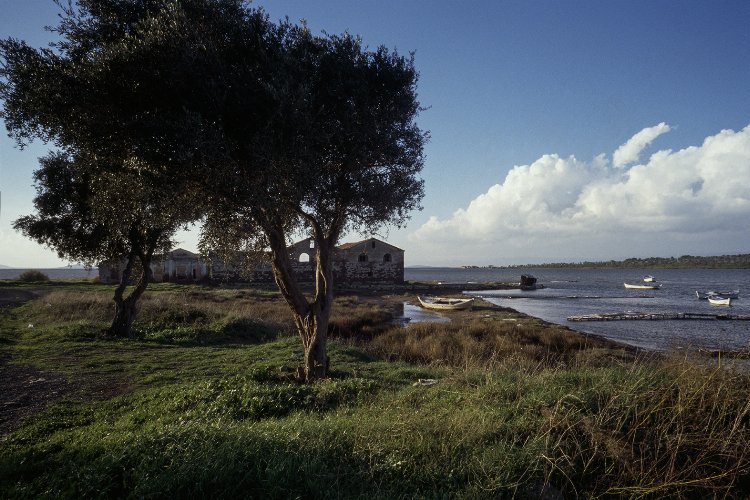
[1,0,749,267]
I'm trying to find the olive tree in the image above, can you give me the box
[14,151,181,336]
[2,1,426,367]
[202,25,426,381]
[0,0,249,336]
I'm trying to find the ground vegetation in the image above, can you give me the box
[1,282,748,497]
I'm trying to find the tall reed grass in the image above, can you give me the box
[368,316,631,370]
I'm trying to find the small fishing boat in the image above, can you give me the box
[417,296,474,311]
[707,295,732,306]
[520,274,541,290]
[624,283,661,290]
[643,275,656,282]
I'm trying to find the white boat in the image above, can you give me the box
[624,283,661,290]
[643,275,656,282]
[417,296,474,311]
[707,295,731,306]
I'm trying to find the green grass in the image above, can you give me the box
[1,282,749,497]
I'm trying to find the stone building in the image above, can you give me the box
[99,238,404,285]
[98,248,208,284]
[287,237,404,284]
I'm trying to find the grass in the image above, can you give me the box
[1,282,749,497]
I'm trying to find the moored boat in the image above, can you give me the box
[707,295,732,306]
[520,274,542,290]
[417,296,474,311]
[624,282,661,290]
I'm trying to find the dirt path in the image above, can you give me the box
[0,287,84,437]
[0,288,39,308]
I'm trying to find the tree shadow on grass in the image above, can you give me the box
[135,318,282,347]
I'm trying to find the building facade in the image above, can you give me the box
[98,248,208,284]
[99,238,404,285]
[287,237,404,284]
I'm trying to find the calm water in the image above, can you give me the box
[405,268,750,352]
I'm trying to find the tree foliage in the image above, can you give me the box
[201,24,425,381]
[2,1,426,372]
[0,0,230,336]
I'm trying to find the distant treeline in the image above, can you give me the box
[505,254,750,269]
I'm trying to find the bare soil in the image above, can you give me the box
[0,287,135,437]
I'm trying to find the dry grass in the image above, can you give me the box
[32,287,399,343]
[367,311,631,370]
[537,357,750,496]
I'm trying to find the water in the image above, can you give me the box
[0,268,97,280]
[406,268,750,352]
[394,302,451,326]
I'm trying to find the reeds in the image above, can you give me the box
[367,316,628,370]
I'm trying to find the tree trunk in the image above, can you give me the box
[108,253,153,338]
[265,225,334,382]
[301,302,330,381]
[110,296,138,338]
[301,240,334,380]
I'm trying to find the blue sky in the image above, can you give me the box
[1,0,750,267]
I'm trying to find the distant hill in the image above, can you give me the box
[0,264,11,269]
[505,253,750,269]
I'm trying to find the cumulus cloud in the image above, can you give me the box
[612,122,671,167]
[410,124,750,264]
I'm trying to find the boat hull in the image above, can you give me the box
[708,296,732,306]
[624,283,661,290]
[417,296,474,311]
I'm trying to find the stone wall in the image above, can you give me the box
[276,237,404,284]
[100,238,404,285]
[98,248,207,284]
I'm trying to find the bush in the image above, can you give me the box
[18,270,50,282]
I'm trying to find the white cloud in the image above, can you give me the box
[612,122,671,167]
[410,124,750,265]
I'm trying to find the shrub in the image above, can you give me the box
[18,270,50,282]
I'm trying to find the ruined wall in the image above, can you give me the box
[334,239,404,284]
[99,239,404,286]
[287,238,404,284]
[98,249,207,284]
[160,249,207,282]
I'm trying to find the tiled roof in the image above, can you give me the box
[168,248,199,258]
[336,239,369,250]
[336,238,403,252]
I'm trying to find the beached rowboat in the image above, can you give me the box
[417,296,475,311]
